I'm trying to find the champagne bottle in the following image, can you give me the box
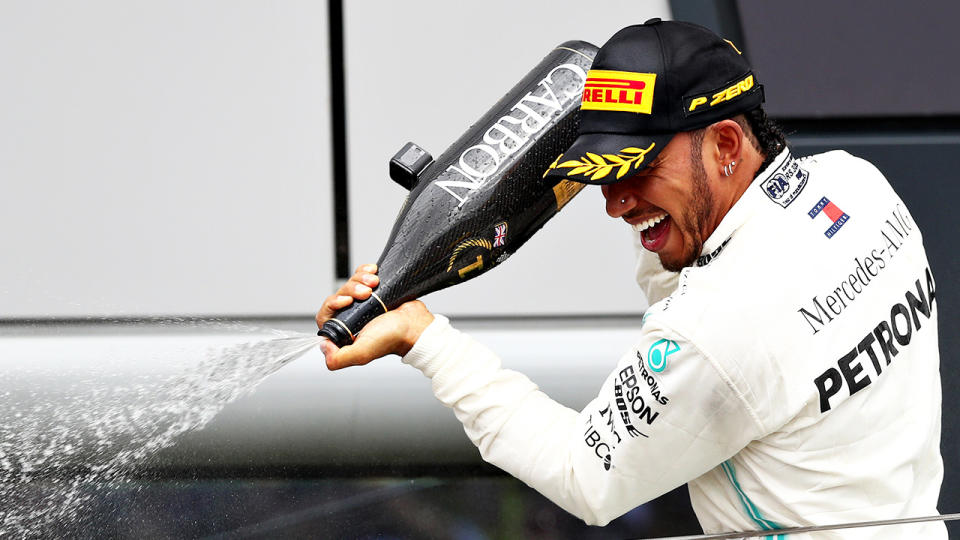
[319,40,598,347]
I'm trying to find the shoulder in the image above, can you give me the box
[641,267,797,433]
[633,248,679,305]
[799,149,889,184]
[625,314,767,434]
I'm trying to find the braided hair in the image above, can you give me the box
[737,107,787,172]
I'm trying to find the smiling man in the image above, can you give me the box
[319,20,945,537]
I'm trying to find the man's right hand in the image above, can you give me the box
[316,264,434,371]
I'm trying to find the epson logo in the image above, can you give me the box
[433,63,587,207]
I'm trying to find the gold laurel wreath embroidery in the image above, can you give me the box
[544,142,656,181]
[447,238,492,272]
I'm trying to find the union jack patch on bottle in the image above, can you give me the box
[493,222,508,247]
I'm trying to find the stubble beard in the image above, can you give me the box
[659,156,714,272]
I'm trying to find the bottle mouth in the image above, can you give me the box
[318,319,354,348]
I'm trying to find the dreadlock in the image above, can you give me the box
[736,107,786,172]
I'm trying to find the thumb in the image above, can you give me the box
[327,336,393,370]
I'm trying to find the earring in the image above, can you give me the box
[722,161,737,177]
[621,198,627,204]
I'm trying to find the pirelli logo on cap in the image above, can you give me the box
[581,70,656,114]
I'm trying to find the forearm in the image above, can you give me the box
[403,316,637,525]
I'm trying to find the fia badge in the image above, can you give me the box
[761,153,808,209]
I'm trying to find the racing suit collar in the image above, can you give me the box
[698,148,792,263]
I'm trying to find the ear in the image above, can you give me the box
[708,119,745,173]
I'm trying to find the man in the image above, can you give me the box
[318,20,944,537]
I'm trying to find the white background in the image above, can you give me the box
[1,2,332,317]
[1,0,670,319]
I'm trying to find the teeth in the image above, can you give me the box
[631,212,669,233]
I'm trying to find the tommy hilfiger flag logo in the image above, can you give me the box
[493,222,508,247]
[808,197,850,238]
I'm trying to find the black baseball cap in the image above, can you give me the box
[544,19,763,184]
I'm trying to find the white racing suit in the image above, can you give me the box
[402,149,945,538]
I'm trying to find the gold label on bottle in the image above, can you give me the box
[553,179,585,210]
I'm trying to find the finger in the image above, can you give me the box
[323,341,374,370]
[338,268,378,292]
[330,340,382,370]
[354,263,378,275]
[317,294,353,324]
[325,348,346,370]
[350,282,373,299]
[319,338,343,370]
[359,272,379,288]
[334,278,371,298]
[351,265,380,289]
[335,264,380,298]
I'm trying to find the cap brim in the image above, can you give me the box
[543,132,675,185]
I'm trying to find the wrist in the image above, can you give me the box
[396,301,434,356]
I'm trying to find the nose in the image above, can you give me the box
[602,184,635,218]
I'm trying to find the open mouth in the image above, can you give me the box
[632,212,671,251]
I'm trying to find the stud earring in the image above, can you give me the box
[621,198,627,204]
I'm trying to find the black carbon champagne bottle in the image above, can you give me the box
[319,41,598,347]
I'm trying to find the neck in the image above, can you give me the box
[732,146,765,198]
[704,144,765,242]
